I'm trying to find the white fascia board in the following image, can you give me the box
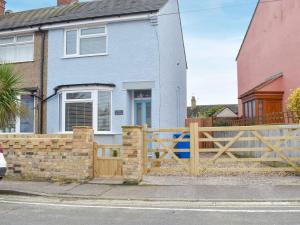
[41,13,155,30]
[0,13,156,36]
[0,27,39,37]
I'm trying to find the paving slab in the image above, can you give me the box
[100,184,300,201]
[1,178,300,202]
[66,184,112,196]
[0,181,78,195]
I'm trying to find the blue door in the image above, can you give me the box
[134,100,151,127]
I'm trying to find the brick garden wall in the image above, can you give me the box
[0,127,94,182]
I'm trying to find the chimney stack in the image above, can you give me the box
[0,0,6,16]
[191,96,197,109]
[57,0,78,6]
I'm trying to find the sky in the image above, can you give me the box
[6,0,258,106]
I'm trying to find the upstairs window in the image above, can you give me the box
[65,26,107,57]
[0,34,34,63]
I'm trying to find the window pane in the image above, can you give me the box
[248,102,252,118]
[80,36,106,55]
[98,92,111,131]
[81,27,105,35]
[59,94,62,132]
[16,34,33,43]
[135,103,142,126]
[134,90,151,99]
[0,36,14,45]
[244,103,248,118]
[0,43,33,63]
[252,101,256,118]
[0,120,16,133]
[66,92,91,100]
[146,102,152,128]
[15,43,34,62]
[20,95,34,133]
[0,45,14,63]
[66,30,77,55]
[65,102,93,132]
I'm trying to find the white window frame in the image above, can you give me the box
[0,33,34,63]
[59,87,113,134]
[64,26,108,58]
[0,95,35,134]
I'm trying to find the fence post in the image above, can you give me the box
[122,126,144,184]
[143,124,148,174]
[73,127,95,180]
[190,123,199,176]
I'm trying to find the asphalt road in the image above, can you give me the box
[0,196,300,225]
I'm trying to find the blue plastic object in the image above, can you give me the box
[174,133,190,159]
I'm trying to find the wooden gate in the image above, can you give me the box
[94,144,123,178]
[195,124,300,175]
[144,127,191,175]
[143,124,300,175]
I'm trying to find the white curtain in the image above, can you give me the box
[0,43,34,63]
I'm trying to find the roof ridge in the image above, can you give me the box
[0,1,89,18]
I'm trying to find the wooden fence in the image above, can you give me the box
[187,112,300,127]
[213,111,300,127]
[144,124,300,175]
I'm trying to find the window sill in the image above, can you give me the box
[2,60,34,64]
[62,53,108,59]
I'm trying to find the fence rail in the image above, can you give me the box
[213,111,300,127]
[144,123,300,175]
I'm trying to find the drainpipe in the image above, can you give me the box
[39,29,46,134]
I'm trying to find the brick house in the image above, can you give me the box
[236,0,300,118]
[0,1,48,134]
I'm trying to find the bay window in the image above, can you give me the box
[65,26,107,57]
[59,89,112,133]
[0,95,35,133]
[0,34,34,63]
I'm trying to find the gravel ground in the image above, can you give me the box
[141,174,300,186]
[146,153,297,177]
[144,154,300,186]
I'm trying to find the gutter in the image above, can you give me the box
[0,11,157,33]
[38,83,117,103]
[0,27,39,37]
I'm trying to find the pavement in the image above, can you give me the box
[1,176,300,224]
[1,175,300,202]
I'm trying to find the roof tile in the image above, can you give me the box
[0,0,168,31]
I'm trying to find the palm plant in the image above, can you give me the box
[0,64,24,129]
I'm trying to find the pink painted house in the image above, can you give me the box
[237,0,300,118]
